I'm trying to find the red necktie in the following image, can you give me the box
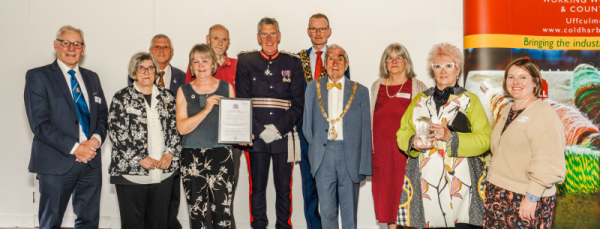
[315,51,323,79]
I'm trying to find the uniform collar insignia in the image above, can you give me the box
[261,50,279,60]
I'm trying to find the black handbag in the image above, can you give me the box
[447,110,471,133]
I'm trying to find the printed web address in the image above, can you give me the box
[543,27,600,33]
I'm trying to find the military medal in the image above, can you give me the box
[281,70,291,82]
[265,68,272,76]
[315,79,358,140]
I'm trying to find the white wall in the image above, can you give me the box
[0,0,463,228]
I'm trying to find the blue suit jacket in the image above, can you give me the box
[24,60,108,175]
[127,64,186,95]
[296,47,350,133]
[302,78,372,183]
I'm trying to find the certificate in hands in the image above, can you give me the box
[218,98,253,144]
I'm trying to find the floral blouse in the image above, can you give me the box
[108,85,182,176]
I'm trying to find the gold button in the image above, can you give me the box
[270,86,273,89]
[144,143,147,147]
[144,131,147,133]
[270,112,273,115]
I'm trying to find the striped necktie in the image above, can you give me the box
[68,69,90,138]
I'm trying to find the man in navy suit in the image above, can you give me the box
[24,25,108,229]
[128,34,186,95]
[302,44,372,229]
[297,13,350,229]
[128,33,184,229]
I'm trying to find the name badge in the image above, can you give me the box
[516,116,529,123]
[95,96,102,104]
[126,107,141,115]
[396,93,411,99]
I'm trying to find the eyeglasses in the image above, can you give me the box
[386,56,404,62]
[56,39,84,49]
[259,32,278,38]
[152,45,171,50]
[431,63,456,72]
[136,66,156,74]
[309,27,328,33]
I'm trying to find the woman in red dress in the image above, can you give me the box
[370,43,427,229]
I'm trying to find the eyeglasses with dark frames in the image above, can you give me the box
[56,39,84,49]
[308,27,328,33]
[136,66,156,74]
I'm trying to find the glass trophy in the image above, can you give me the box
[415,117,430,146]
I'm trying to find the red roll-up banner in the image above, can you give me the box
[464,1,600,228]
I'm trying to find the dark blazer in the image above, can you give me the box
[24,60,108,175]
[302,78,372,183]
[107,85,181,176]
[127,64,186,94]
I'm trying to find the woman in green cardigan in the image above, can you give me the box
[395,42,491,229]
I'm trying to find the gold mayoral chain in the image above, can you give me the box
[316,79,358,140]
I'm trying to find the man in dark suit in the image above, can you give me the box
[128,33,184,229]
[24,25,108,229]
[128,34,186,95]
[302,44,372,229]
[296,13,350,229]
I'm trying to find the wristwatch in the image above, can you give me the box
[526,193,540,202]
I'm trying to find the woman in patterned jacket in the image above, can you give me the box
[395,42,491,229]
[107,52,182,228]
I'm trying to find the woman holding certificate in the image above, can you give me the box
[395,42,491,229]
[176,44,236,229]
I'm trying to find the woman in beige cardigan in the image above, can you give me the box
[484,58,566,229]
[370,43,426,229]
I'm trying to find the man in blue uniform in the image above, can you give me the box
[297,13,350,229]
[235,17,304,229]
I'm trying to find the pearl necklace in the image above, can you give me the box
[385,78,407,98]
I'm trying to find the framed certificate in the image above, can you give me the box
[218,98,253,144]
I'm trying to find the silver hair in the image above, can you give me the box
[128,52,159,81]
[379,43,416,79]
[150,34,173,49]
[325,44,349,65]
[55,25,85,43]
[257,17,280,33]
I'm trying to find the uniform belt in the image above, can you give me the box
[251,98,300,163]
[252,98,291,110]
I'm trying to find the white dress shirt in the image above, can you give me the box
[327,76,344,140]
[124,84,173,184]
[310,45,327,78]
[56,59,102,154]
[157,65,172,89]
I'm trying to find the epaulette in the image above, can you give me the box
[280,50,301,59]
[237,49,258,57]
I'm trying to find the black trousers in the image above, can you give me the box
[245,151,293,229]
[168,172,182,229]
[181,147,235,229]
[115,173,179,229]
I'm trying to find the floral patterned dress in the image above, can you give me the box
[396,87,491,228]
